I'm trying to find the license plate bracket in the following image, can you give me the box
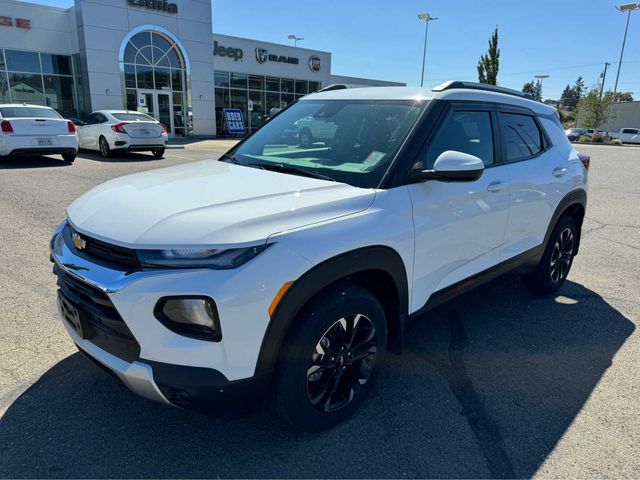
[37,138,53,146]
[59,293,87,338]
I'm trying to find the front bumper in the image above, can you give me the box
[50,221,311,411]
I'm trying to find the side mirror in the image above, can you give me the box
[410,150,484,182]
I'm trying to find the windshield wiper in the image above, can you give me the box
[247,163,335,182]
[220,153,242,164]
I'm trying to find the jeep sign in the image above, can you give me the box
[214,41,243,61]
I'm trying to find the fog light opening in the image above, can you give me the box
[155,296,221,341]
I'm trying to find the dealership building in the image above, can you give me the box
[0,0,403,137]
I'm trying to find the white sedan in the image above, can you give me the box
[0,104,78,162]
[77,110,168,158]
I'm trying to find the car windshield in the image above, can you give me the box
[112,113,156,122]
[0,107,61,119]
[569,128,583,133]
[230,99,425,188]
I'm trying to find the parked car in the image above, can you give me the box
[617,128,640,144]
[565,127,586,142]
[76,110,168,158]
[50,81,588,431]
[0,104,78,162]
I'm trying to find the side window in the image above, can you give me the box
[424,111,494,168]
[499,113,543,161]
[84,114,97,125]
[95,113,107,123]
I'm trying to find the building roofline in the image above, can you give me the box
[9,0,73,13]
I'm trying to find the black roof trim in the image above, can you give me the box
[317,84,348,93]
[432,80,535,100]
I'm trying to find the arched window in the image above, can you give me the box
[121,31,188,136]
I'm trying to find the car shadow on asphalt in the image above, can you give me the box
[0,156,71,169]
[78,149,163,163]
[0,279,634,478]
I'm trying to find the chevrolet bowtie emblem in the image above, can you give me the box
[72,232,86,250]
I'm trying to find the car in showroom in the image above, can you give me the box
[50,81,588,430]
[76,110,168,158]
[0,104,78,162]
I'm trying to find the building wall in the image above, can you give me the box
[600,102,640,132]
[73,0,215,135]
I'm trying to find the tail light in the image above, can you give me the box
[111,122,128,134]
[67,121,77,133]
[160,124,168,134]
[1,120,13,133]
[577,152,590,171]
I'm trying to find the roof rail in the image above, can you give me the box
[432,80,534,100]
[317,84,348,93]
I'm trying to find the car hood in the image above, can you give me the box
[67,160,376,248]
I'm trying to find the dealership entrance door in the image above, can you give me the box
[137,90,173,135]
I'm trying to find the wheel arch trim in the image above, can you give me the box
[254,245,409,378]
[545,188,587,255]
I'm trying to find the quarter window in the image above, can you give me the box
[499,113,543,161]
[424,111,494,167]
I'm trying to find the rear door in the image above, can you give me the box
[408,103,511,303]
[78,113,99,149]
[499,110,572,258]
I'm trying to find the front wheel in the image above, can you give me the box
[522,215,577,295]
[298,128,314,148]
[274,283,387,431]
[152,148,165,159]
[99,137,111,158]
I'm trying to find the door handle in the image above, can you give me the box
[553,167,568,177]
[487,181,507,193]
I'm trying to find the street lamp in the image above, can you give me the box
[613,3,640,98]
[287,34,304,47]
[418,13,439,87]
[535,75,549,100]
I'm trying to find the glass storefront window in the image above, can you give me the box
[5,50,41,73]
[0,50,6,70]
[309,81,320,93]
[230,73,247,89]
[43,75,75,112]
[249,89,264,132]
[154,67,171,90]
[40,54,72,75]
[249,75,264,91]
[266,77,279,92]
[126,89,137,110]
[295,80,308,95]
[171,69,183,91]
[281,78,294,93]
[136,65,154,89]
[266,92,280,114]
[124,64,136,88]
[281,92,294,107]
[0,72,9,103]
[215,87,230,135]
[214,71,229,88]
[8,72,44,103]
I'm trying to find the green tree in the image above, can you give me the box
[560,76,586,111]
[578,88,616,128]
[574,76,586,99]
[477,28,500,85]
[614,91,634,102]
[522,79,542,101]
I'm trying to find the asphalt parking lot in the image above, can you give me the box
[0,144,638,478]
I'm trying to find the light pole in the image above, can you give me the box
[535,75,549,100]
[600,62,611,100]
[613,3,640,99]
[287,34,304,47]
[418,13,439,87]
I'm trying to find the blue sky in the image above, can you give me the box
[19,0,640,100]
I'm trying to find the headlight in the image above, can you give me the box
[136,244,271,269]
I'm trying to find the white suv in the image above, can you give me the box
[50,81,588,430]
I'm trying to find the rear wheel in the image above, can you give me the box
[99,136,111,158]
[152,148,165,159]
[522,215,577,294]
[62,153,76,163]
[299,128,314,148]
[274,283,387,431]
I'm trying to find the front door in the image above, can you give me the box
[408,107,511,307]
[136,90,173,135]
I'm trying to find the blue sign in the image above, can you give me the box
[223,108,246,134]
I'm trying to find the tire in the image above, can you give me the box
[522,215,577,295]
[152,148,165,159]
[299,128,314,148]
[274,283,387,431]
[62,152,76,163]
[99,136,111,158]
